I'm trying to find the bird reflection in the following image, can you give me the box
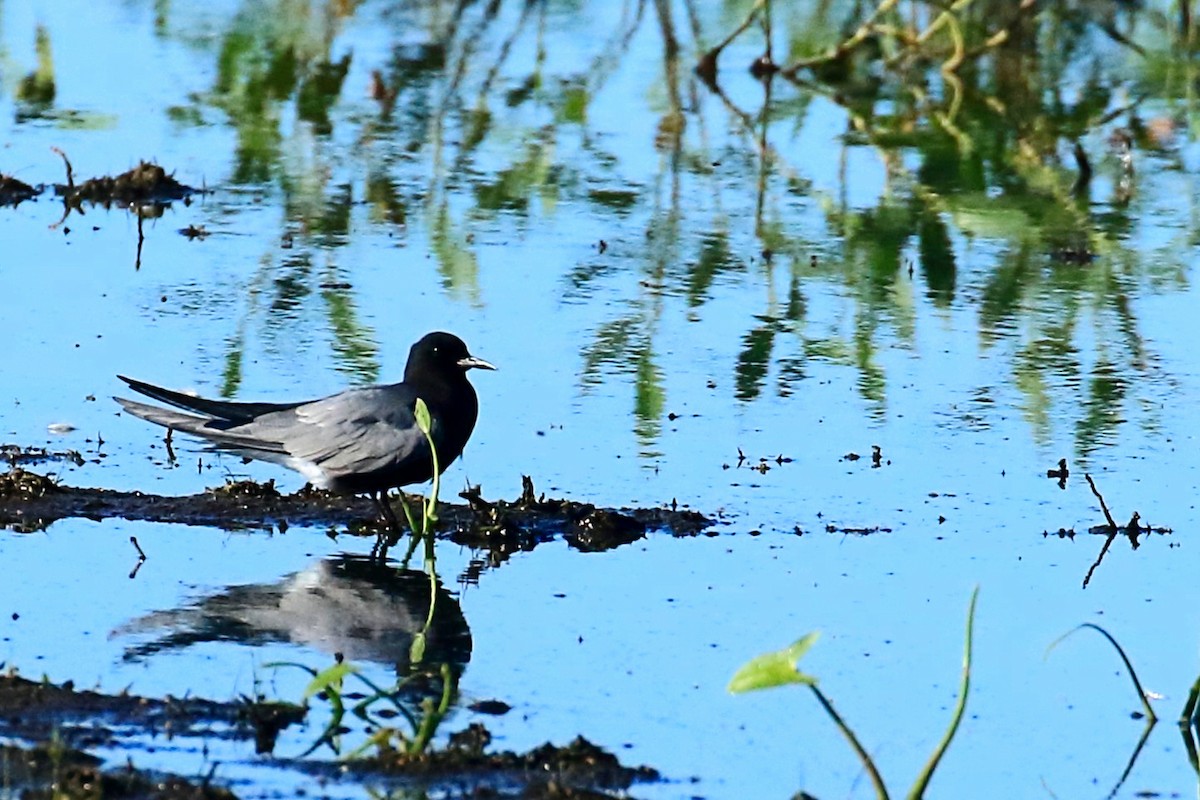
[111,555,472,677]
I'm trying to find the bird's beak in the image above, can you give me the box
[458,355,497,371]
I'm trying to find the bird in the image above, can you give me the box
[115,331,495,552]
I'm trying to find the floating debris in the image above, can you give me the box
[468,699,512,715]
[0,174,39,207]
[179,223,210,239]
[1046,458,1069,479]
[1,444,83,466]
[55,157,198,210]
[825,524,891,536]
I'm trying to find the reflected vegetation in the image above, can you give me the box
[3,1,1197,447]
[17,25,55,111]
[132,0,1195,454]
[3,22,115,128]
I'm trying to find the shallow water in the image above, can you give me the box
[3,1,1200,797]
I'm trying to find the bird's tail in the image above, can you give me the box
[114,397,216,435]
[115,395,291,465]
[116,375,300,423]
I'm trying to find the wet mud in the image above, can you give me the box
[0,673,656,799]
[54,160,196,210]
[0,671,287,798]
[0,672,252,740]
[0,468,713,554]
[318,722,659,795]
[0,740,237,800]
[0,152,201,212]
[1,444,84,468]
[45,150,200,212]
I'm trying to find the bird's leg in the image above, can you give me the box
[372,491,405,559]
[379,491,404,535]
[369,491,386,560]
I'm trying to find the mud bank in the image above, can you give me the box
[0,469,714,553]
[0,672,658,799]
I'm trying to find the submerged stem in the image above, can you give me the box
[808,684,890,800]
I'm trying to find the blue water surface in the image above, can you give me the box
[2,1,1199,798]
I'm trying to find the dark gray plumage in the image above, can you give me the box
[115,331,495,498]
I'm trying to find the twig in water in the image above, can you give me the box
[1085,473,1118,528]
[128,536,147,580]
[1082,530,1116,589]
[1082,473,1118,589]
[51,146,75,190]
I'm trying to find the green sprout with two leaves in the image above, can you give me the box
[728,587,978,800]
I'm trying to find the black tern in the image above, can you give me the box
[115,331,495,543]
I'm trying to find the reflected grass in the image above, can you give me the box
[17,0,1190,454]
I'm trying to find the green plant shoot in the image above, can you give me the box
[414,397,439,525]
[303,660,358,701]
[728,633,819,693]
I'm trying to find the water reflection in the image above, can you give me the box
[16,25,55,115]
[112,555,471,678]
[178,0,1187,456]
[0,0,1187,464]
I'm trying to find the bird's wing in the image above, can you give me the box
[117,375,303,424]
[245,385,432,478]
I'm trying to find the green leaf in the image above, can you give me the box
[728,633,820,694]
[302,661,358,700]
[559,85,588,124]
[414,398,432,436]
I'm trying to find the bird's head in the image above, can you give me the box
[408,332,496,380]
